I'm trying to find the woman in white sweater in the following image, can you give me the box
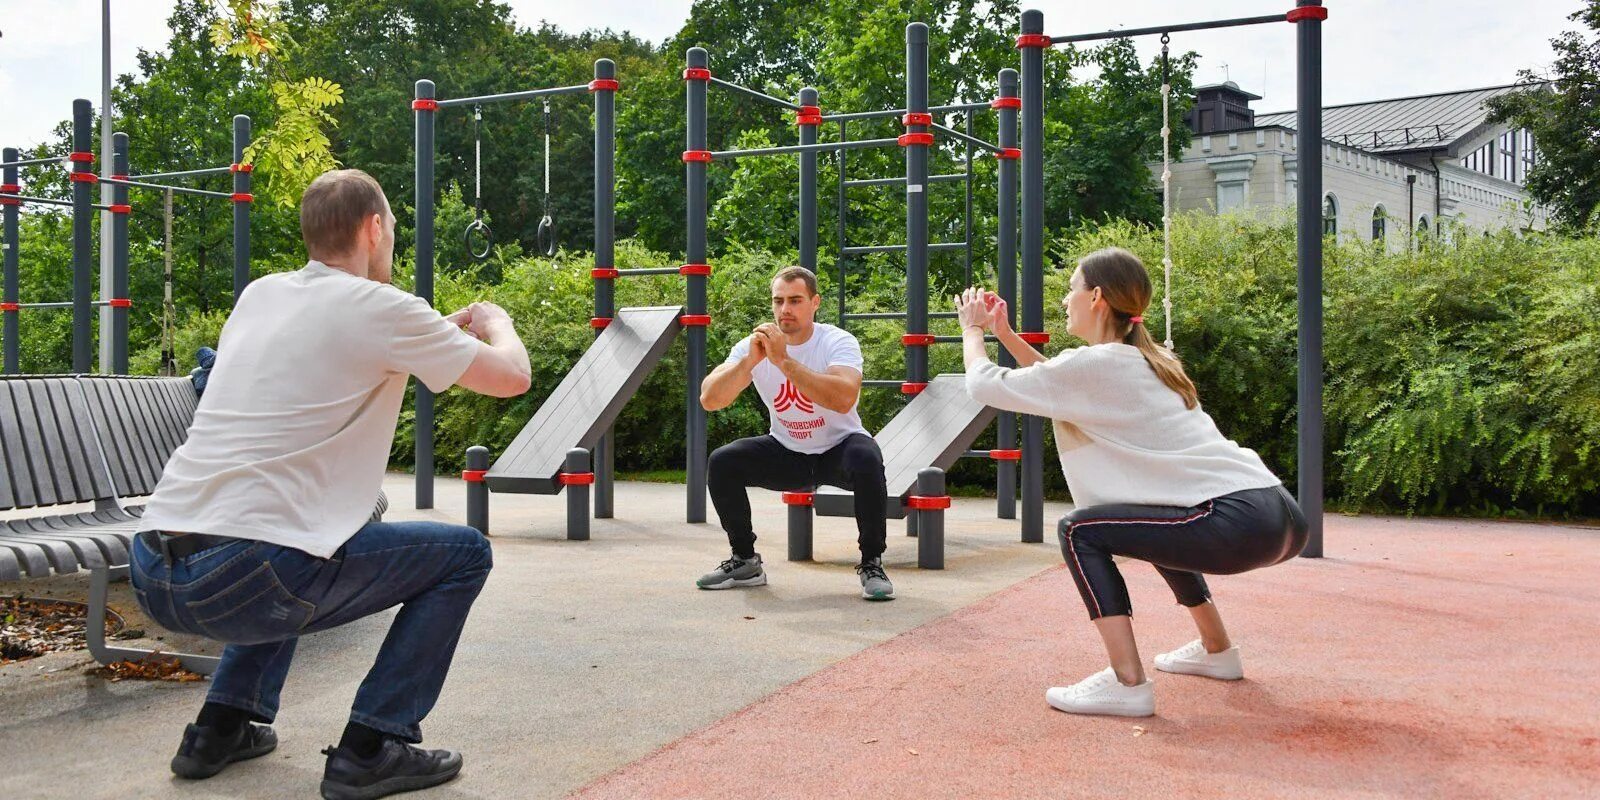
[956,247,1307,718]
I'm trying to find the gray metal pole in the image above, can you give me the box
[798,87,819,272]
[685,48,710,523]
[98,0,114,373]
[71,99,94,373]
[836,120,848,324]
[904,23,930,393]
[2,147,18,374]
[111,132,129,373]
[232,115,251,299]
[1294,0,1326,557]
[565,448,592,541]
[465,446,489,535]
[593,58,618,519]
[1019,10,1046,543]
[415,80,437,509]
[996,68,1020,522]
[916,467,946,570]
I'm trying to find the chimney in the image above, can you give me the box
[1184,81,1262,135]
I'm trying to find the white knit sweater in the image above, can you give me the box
[965,343,1282,510]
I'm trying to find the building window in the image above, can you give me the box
[1323,194,1338,237]
[1461,142,1493,176]
[1372,205,1387,242]
[1499,130,1517,181]
[1520,129,1537,183]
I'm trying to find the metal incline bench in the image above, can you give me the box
[465,306,684,539]
[782,374,997,570]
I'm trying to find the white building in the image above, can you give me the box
[1162,82,1550,246]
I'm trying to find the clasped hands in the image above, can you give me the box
[745,323,790,368]
[952,287,1013,336]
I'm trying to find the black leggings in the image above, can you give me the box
[708,433,888,561]
[1057,484,1308,620]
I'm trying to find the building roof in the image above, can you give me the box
[1254,83,1542,155]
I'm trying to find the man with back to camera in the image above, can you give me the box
[129,169,531,800]
[698,266,894,600]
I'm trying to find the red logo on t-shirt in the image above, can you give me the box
[773,380,815,413]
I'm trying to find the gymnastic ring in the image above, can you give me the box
[464,218,493,261]
[536,214,556,258]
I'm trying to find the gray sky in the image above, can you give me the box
[0,1,1585,150]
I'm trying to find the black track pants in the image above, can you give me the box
[708,433,888,561]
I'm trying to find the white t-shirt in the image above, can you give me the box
[725,322,869,454]
[136,260,481,558]
[965,343,1282,509]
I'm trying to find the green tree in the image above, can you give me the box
[1487,1,1600,231]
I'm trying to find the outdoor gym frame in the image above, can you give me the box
[2,100,252,375]
[411,60,628,512]
[1018,1,1327,556]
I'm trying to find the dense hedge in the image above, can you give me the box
[137,213,1600,518]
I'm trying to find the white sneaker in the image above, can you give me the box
[1154,639,1244,680]
[1045,668,1155,717]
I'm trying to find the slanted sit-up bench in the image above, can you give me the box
[781,374,997,570]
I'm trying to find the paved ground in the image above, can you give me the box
[2,474,1065,799]
[3,477,1597,799]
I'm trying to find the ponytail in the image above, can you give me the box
[1123,320,1199,410]
[1078,247,1200,410]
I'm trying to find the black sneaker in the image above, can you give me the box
[319,738,463,800]
[170,721,278,779]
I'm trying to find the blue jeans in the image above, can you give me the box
[130,520,493,743]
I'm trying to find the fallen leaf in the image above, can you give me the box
[862,738,879,744]
[907,748,919,756]
[743,616,755,620]
[1132,726,1146,737]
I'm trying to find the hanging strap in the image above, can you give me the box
[543,100,552,217]
[473,105,484,220]
[1159,33,1175,351]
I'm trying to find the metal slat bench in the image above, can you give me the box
[782,374,997,569]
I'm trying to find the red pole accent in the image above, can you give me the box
[67,151,95,163]
[412,98,439,111]
[1286,6,1329,22]
[1018,331,1051,345]
[901,382,928,395]
[559,472,597,486]
[678,263,712,276]
[679,314,712,327]
[68,172,98,184]
[682,150,714,163]
[0,303,19,312]
[901,112,933,126]
[989,449,1023,461]
[462,469,487,482]
[591,268,620,279]
[110,174,128,181]
[906,495,952,510]
[994,148,1022,160]
[897,133,934,147]
[588,78,620,92]
[0,197,18,207]
[682,67,712,81]
[230,163,254,173]
[230,193,254,203]
[0,184,19,193]
[795,108,823,126]
[1015,33,1052,48]
[590,317,613,329]
[781,491,814,506]
[990,97,1022,110]
[108,204,132,214]
[108,298,132,308]
[901,333,935,346]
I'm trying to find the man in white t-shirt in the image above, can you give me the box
[129,169,531,799]
[698,266,892,600]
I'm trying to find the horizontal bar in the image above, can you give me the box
[930,311,960,319]
[841,310,960,321]
[843,173,971,188]
[709,77,801,111]
[0,193,72,208]
[841,242,967,255]
[862,380,904,389]
[615,267,681,277]
[962,450,991,459]
[0,156,64,168]
[820,102,994,123]
[1049,14,1286,44]
[11,300,121,310]
[931,123,1002,154]
[933,335,997,343]
[712,137,899,160]
[99,177,233,199]
[436,84,590,108]
[127,166,231,181]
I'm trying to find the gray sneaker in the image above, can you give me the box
[697,553,767,589]
[857,558,894,601]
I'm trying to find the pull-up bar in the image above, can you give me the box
[435,84,592,109]
[1047,10,1309,44]
[98,176,241,200]
[128,165,233,181]
[931,122,1002,154]
[0,156,64,169]
[821,101,994,123]
[708,77,801,111]
[707,137,900,160]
